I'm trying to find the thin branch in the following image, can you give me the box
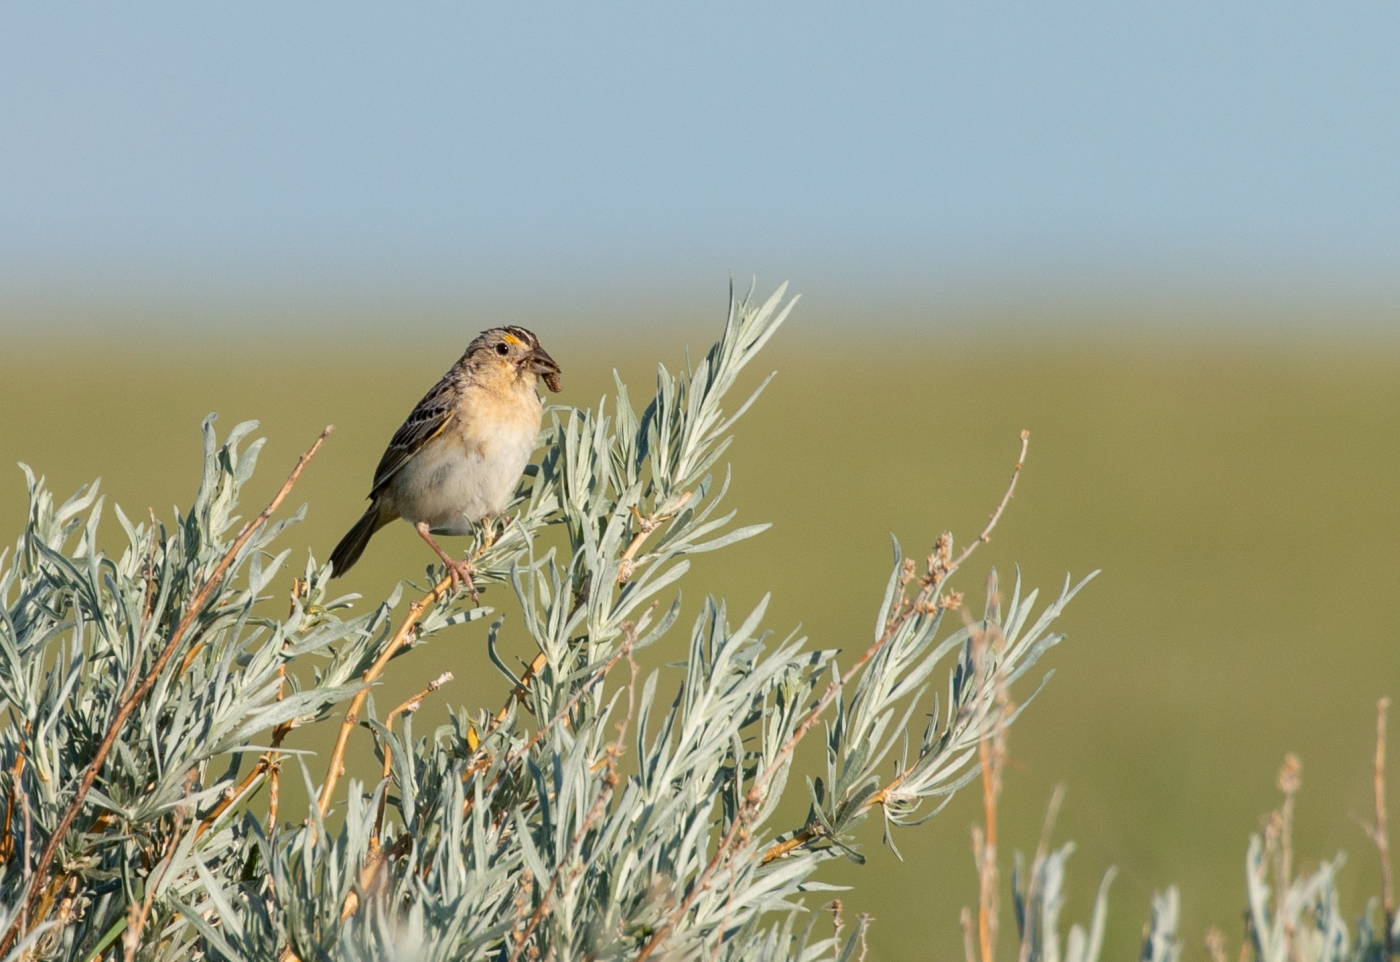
[971,613,1010,962]
[123,811,187,962]
[1375,697,1394,958]
[0,750,25,864]
[1204,928,1229,962]
[194,581,310,840]
[616,491,693,584]
[267,580,308,834]
[194,715,296,843]
[949,431,1029,575]
[637,433,1030,960]
[961,907,979,962]
[1276,753,1301,930]
[2,425,333,953]
[339,833,412,923]
[316,572,456,819]
[370,671,454,847]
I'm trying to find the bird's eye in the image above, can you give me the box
[495,342,509,356]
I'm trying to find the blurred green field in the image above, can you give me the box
[2,319,1398,961]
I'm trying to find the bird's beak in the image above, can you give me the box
[526,345,562,392]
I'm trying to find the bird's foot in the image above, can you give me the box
[444,558,480,606]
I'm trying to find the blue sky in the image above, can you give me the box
[2,2,1397,316]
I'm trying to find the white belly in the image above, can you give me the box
[388,394,541,534]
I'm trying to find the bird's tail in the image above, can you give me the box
[329,502,395,577]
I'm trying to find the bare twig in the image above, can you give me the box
[1374,698,1394,957]
[968,604,1013,962]
[18,789,30,940]
[317,572,456,819]
[949,431,1029,575]
[972,611,1011,962]
[339,832,412,923]
[370,671,454,847]
[194,745,283,843]
[0,750,25,863]
[265,580,308,834]
[960,906,979,962]
[319,522,512,822]
[2,425,332,952]
[501,653,550,724]
[637,433,1030,961]
[123,815,187,962]
[1276,754,1301,931]
[195,585,314,842]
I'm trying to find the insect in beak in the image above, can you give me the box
[526,346,562,392]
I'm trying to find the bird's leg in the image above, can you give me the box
[414,522,479,605]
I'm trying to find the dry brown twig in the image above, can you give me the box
[319,575,471,926]
[318,520,512,825]
[1363,697,1394,958]
[0,750,25,864]
[315,571,457,821]
[369,671,454,848]
[960,906,979,962]
[635,432,1030,962]
[1276,753,1302,936]
[123,776,197,962]
[970,608,1012,962]
[1,425,333,953]
[194,582,318,842]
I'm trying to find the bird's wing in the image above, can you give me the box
[369,375,458,496]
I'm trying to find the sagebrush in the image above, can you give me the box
[2,285,1390,962]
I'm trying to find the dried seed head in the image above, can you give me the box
[900,557,916,587]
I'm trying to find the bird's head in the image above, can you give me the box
[466,326,562,393]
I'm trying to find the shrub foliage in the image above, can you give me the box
[2,284,1389,962]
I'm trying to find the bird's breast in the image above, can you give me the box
[389,385,542,533]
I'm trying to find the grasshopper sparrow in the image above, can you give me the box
[329,326,561,598]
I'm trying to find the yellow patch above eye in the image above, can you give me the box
[502,333,524,348]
